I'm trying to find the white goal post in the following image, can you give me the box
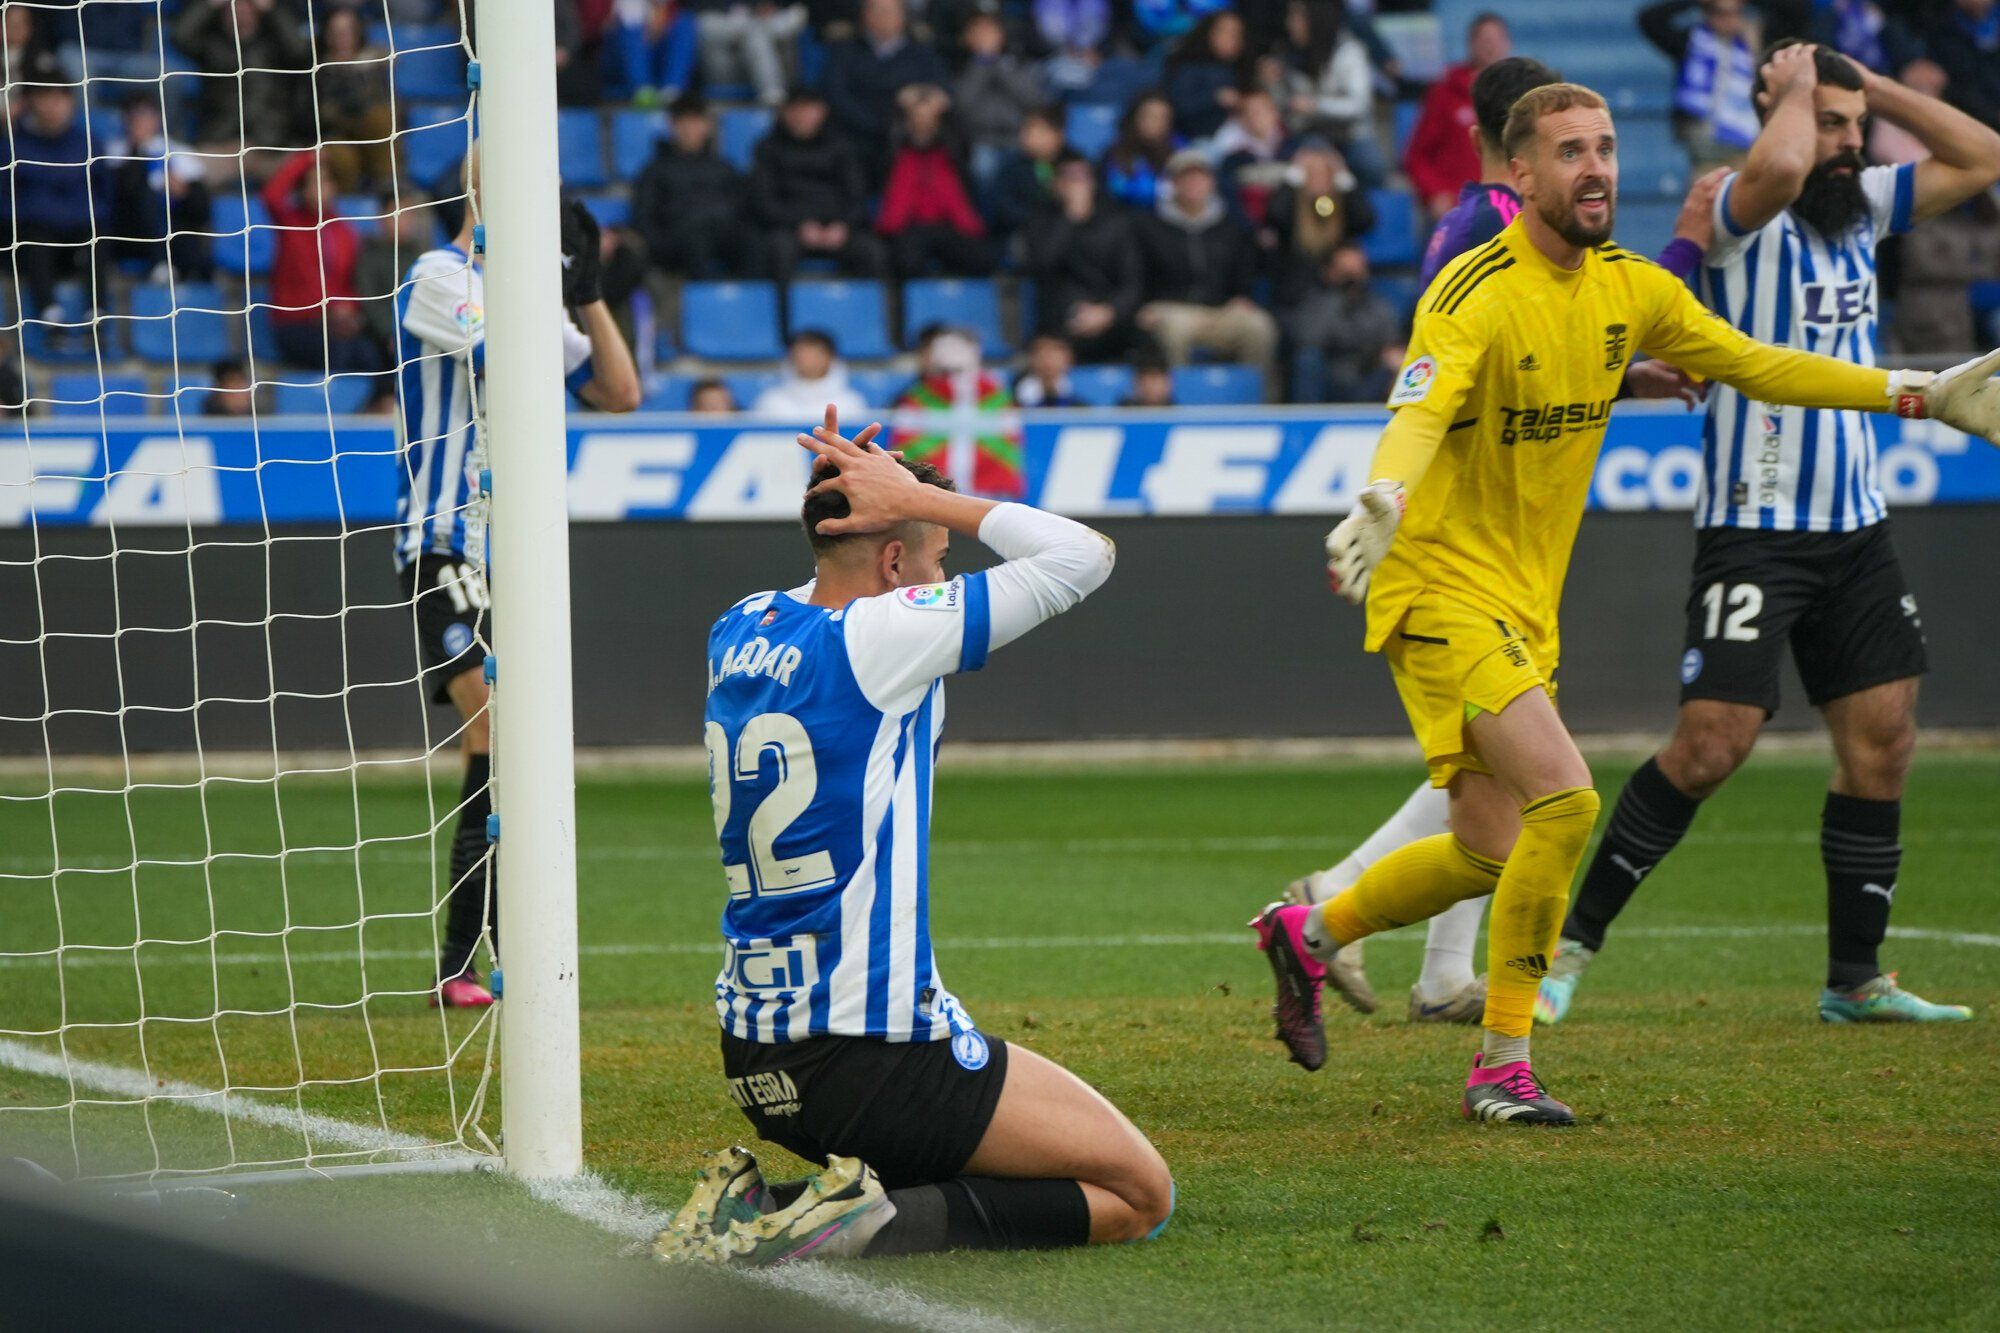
[478,0,584,1182]
[0,0,580,1185]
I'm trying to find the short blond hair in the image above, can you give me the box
[1501,83,1610,162]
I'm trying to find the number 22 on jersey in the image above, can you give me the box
[705,714,837,899]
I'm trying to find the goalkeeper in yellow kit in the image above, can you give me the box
[1252,82,2000,1125]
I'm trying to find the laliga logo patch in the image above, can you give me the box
[443,622,475,658]
[452,300,483,333]
[899,582,960,613]
[951,1029,990,1071]
[1387,355,1436,406]
[1680,648,1704,685]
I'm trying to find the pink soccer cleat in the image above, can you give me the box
[1462,1053,1574,1126]
[432,972,495,1008]
[1252,903,1329,1070]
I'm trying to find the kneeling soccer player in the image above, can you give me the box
[1251,82,2000,1125]
[660,410,1172,1265]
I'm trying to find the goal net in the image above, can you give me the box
[0,0,574,1184]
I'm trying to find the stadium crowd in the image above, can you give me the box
[3,0,2000,419]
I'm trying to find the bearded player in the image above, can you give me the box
[1537,43,2000,1027]
[1251,82,2000,1124]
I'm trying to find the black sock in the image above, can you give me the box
[1822,792,1900,991]
[867,1178,1092,1256]
[1563,757,1703,951]
[440,754,493,980]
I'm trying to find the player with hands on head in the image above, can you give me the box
[662,407,1171,1267]
[395,155,640,1009]
[1267,79,2000,1130]
[1537,40,2000,1029]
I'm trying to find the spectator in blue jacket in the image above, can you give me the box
[1103,90,1180,207]
[1164,10,1252,141]
[1033,0,1112,94]
[4,60,107,317]
[822,0,950,182]
[1133,0,1230,45]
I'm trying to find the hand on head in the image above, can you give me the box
[797,405,909,536]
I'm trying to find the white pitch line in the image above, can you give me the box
[3,826,1997,875]
[5,923,1996,975]
[0,1044,1030,1333]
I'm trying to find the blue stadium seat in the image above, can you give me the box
[717,106,774,172]
[1065,103,1120,161]
[46,372,151,416]
[393,42,467,101]
[1361,188,1419,268]
[271,376,375,416]
[611,109,663,179]
[724,370,782,407]
[401,103,470,189]
[247,301,279,362]
[128,283,233,364]
[1972,280,2000,343]
[849,368,913,408]
[579,191,631,228]
[903,278,1009,357]
[210,193,275,276]
[558,109,608,189]
[1172,364,1264,406]
[788,281,893,360]
[335,192,385,240]
[1392,100,1421,155]
[1069,364,1133,408]
[20,282,112,363]
[1373,274,1423,322]
[680,281,785,359]
[1075,56,1155,110]
[642,374,696,412]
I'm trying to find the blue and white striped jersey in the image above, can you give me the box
[706,503,1115,1044]
[392,246,595,569]
[1695,162,1916,532]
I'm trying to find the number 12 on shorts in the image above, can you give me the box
[1701,582,1763,641]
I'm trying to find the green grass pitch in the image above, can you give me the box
[1,750,1996,1329]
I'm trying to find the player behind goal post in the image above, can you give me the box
[394,147,640,1007]
[658,410,1172,1265]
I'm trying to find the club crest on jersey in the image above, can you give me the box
[899,582,961,612]
[951,1029,991,1071]
[1603,323,1629,371]
[1387,355,1436,406]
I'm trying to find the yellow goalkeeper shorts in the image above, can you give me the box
[1383,591,1558,788]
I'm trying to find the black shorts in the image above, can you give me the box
[1677,521,1927,715]
[398,555,490,704]
[719,1028,1008,1191]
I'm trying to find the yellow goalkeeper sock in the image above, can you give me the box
[1319,834,1505,948]
[1483,786,1601,1038]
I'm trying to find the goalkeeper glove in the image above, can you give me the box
[559,200,603,308]
[1324,481,1404,605]
[1887,346,2000,442]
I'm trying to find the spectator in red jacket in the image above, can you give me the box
[876,84,991,278]
[262,150,383,375]
[1401,11,1511,221]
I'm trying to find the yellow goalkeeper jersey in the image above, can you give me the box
[1364,217,1896,656]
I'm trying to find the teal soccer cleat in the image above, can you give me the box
[1819,973,1973,1024]
[694,1156,895,1265]
[654,1146,771,1261]
[1533,939,1594,1025]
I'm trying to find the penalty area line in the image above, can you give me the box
[6,923,1996,973]
[0,1043,1031,1333]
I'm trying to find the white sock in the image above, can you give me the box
[1482,1031,1530,1067]
[1298,903,1336,960]
[1308,781,1451,903]
[1416,894,1487,1002]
